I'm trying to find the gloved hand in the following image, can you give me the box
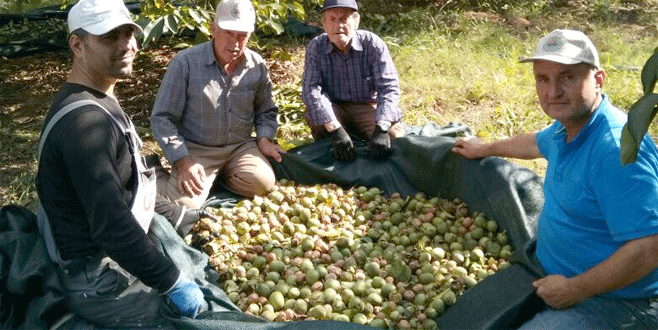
[369,125,391,159]
[330,126,355,161]
[178,209,204,237]
[164,275,207,319]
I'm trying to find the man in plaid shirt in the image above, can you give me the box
[302,0,404,161]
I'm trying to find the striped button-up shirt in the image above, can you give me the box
[301,30,402,127]
[151,41,278,164]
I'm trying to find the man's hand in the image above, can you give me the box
[258,137,285,163]
[174,156,206,197]
[451,136,489,159]
[329,126,355,161]
[533,275,588,309]
[369,125,391,159]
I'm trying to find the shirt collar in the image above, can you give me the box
[322,31,363,54]
[203,41,254,71]
[552,94,610,144]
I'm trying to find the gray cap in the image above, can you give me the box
[322,0,358,12]
[520,29,600,67]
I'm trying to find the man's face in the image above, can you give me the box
[211,24,250,67]
[533,60,604,129]
[79,25,139,80]
[322,7,359,52]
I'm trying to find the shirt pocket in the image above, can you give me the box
[228,90,255,139]
[362,74,375,98]
[229,90,255,122]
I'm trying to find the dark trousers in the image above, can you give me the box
[57,220,176,329]
[307,102,404,141]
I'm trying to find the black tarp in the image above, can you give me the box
[0,3,140,58]
[1,125,546,329]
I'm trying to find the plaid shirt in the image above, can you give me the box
[301,30,402,127]
[150,42,278,164]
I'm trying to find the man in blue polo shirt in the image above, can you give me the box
[452,29,658,328]
[302,0,404,160]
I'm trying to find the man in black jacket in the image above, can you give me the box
[35,0,207,327]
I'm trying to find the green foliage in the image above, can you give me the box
[136,0,322,48]
[621,49,658,164]
[253,0,304,35]
[137,0,213,48]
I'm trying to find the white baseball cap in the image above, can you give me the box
[520,29,599,67]
[215,0,256,33]
[67,0,143,35]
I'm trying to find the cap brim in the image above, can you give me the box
[519,55,583,65]
[83,20,143,35]
[322,5,358,11]
[217,21,254,33]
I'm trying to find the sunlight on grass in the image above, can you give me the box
[395,25,548,139]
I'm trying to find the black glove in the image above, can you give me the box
[179,209,222,237]
[369,125,391,159]
[330,126,355,161]
[178,209,204,237]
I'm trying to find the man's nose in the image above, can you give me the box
[118,34,137,51]
[548,79,563,98]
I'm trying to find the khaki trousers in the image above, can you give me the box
[307,102,404,140]
[157,140,275,209]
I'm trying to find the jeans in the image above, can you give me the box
[518,295,658,330]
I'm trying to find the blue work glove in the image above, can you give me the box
[163,275,207,318]
[330,126,355,161]
[369,125,391,159]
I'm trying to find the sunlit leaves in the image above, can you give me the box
[136,0,322,48]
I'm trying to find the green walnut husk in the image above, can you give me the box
[191,180,513,329]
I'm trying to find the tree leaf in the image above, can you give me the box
[142,17,165,47]
[620,94,658,165]
[641,51,658,95]
[188,8,206,25]
[164,14,179,34]
[266,20,285,35]
[194,30,211,45]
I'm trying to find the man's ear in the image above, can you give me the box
[210,22,218,39]
[69,34,84,58]
[594,69,606,89]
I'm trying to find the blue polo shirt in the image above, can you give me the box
[536,94,658,298]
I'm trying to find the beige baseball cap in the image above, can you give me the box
[520,29,599,67]
[67,0,142,35]
[215,0,256,33]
